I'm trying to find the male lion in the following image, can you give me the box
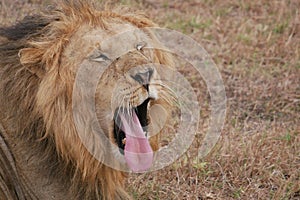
[0,0,175,199]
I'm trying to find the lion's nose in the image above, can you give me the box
[131,68,153,90]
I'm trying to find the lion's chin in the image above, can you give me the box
[113,98,154,172]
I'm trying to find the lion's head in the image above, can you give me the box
[0,1,175,199]
[63,18,175,173]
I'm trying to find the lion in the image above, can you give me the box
[0,0,175,199]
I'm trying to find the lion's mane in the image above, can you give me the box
[0,1,173,199]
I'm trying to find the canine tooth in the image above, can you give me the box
[144,131,148,137]
[122,138,126,145]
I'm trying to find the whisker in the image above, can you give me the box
[152,83,179,106]
[116,94,126,120]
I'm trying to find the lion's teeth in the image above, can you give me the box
[144,131,148,137]
[122,138,126,145]
[121,132,148,145]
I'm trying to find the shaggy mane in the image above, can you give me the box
[0,1,163,199]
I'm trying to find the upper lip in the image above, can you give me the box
[113,98,150,154]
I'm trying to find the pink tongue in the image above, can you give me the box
[119,111,153,172]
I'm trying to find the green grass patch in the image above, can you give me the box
[273,22,288,34]
[237,34,252,45]
[274,132,295,142]
[166,17,212,33]
[215,6,233,17]
[233,187,243,198]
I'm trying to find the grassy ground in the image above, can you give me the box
[1,0,299,199]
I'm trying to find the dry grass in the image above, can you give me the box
[1,0,299,199]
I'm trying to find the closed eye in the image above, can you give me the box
[90,54,110,62]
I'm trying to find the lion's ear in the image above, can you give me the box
[19,48,46,78]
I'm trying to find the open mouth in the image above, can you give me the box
[113,98,150,153]
[113,98,153,172]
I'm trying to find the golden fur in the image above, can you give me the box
[0,0,174,199]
